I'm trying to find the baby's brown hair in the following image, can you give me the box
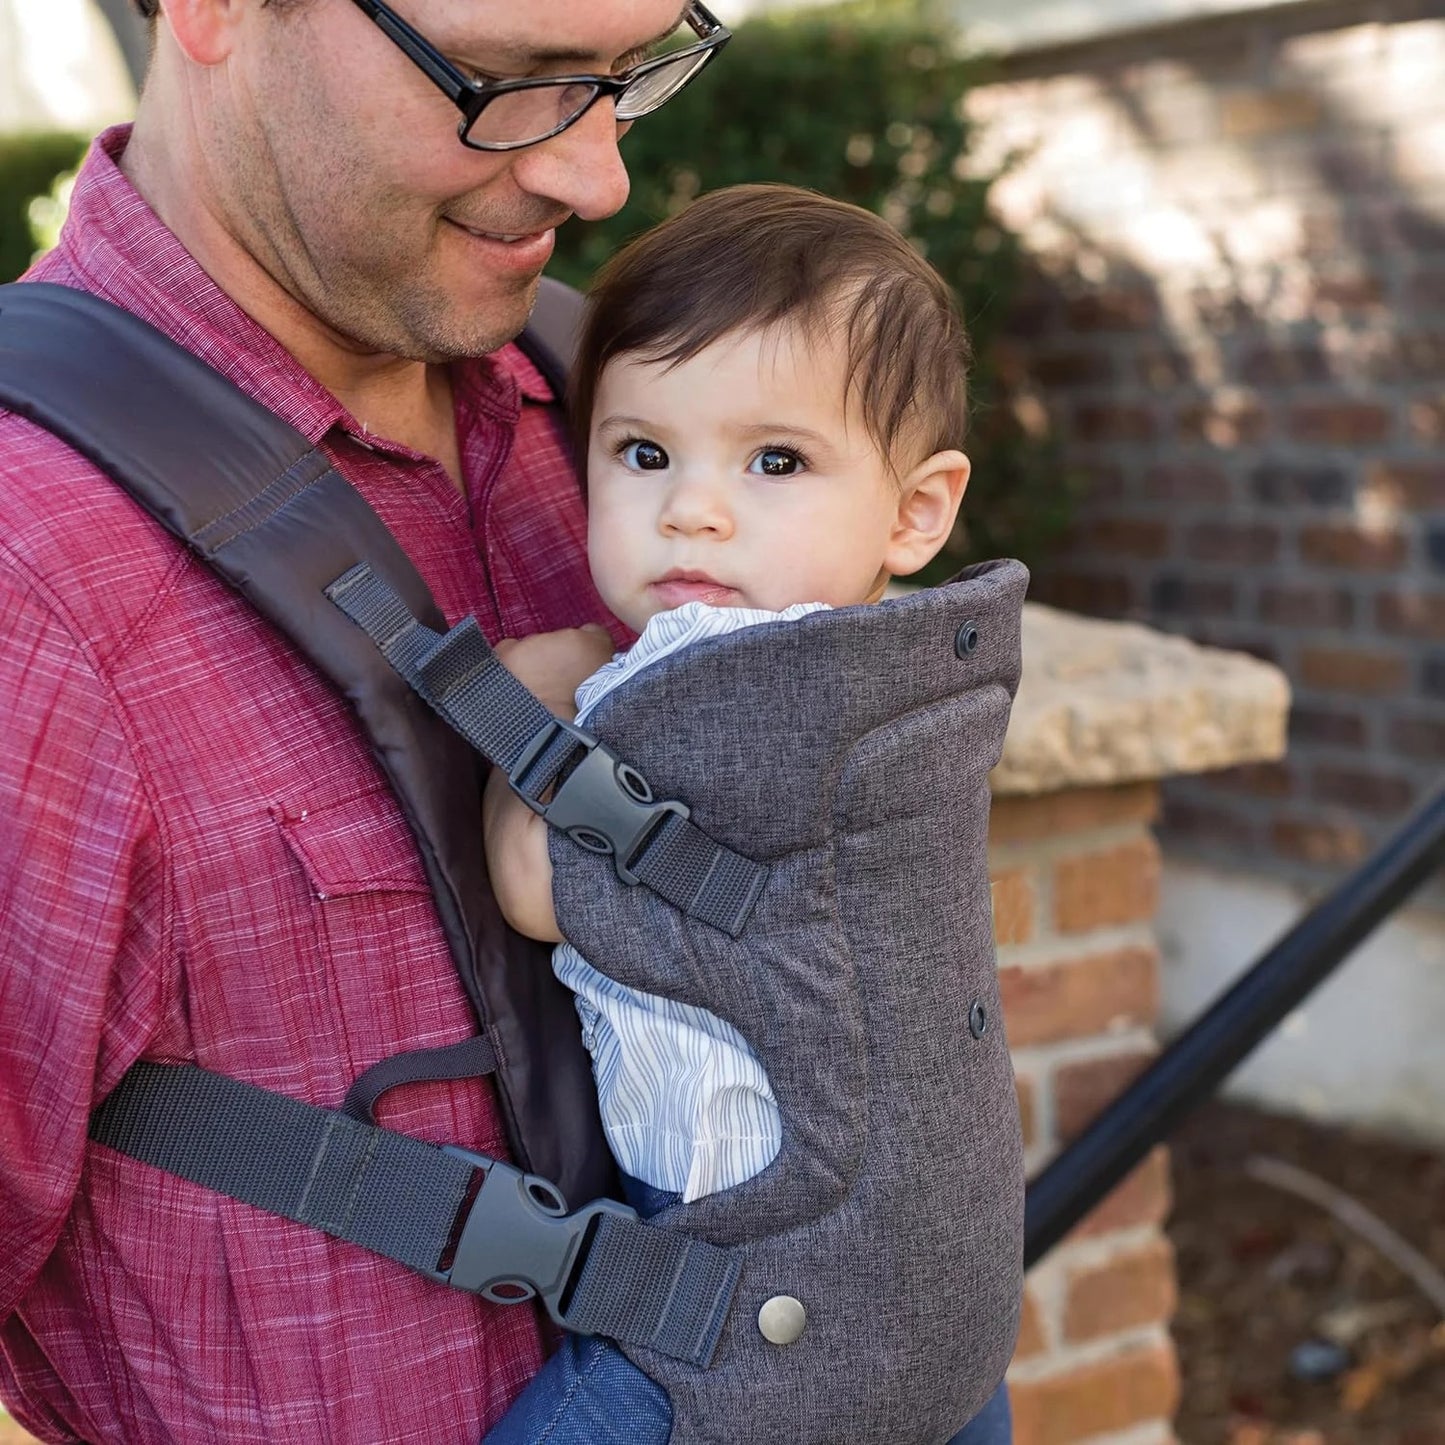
[570,183,972,472]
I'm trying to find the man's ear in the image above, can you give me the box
[883,448,971,579]
[158,0,243,66]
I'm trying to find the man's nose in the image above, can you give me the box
[510,98,631,223]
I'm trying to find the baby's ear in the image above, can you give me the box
[884,449,971,579]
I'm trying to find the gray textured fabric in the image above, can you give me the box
[548,559,1029,1444]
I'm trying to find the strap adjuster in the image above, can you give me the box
[509,719,690,886]
[430,1148,637,1327]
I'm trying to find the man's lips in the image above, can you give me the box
[443,219,557,268]
[648,571,742,607]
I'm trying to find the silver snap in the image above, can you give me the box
[757,1294,807,1345]
[968,1000,988,1039]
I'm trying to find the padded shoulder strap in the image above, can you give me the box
[0,280,613,1206]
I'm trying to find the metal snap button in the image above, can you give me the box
[757,1294,807,1345]
[968,1000,988,1039]
[954,620,981,657]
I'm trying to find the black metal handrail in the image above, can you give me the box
[1023,785,1445,1267]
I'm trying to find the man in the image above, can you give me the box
[0,2,725,1439]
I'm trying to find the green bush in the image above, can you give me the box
[0,133,88,283]
[549,1,1072,576]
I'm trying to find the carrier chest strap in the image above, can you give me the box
[327,562,769,938]
[91,1063,740,1367]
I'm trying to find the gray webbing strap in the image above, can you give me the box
[326,563,769,938]
[90,1064,740,1366]
[341,1034,500,1123]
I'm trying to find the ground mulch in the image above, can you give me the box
[1170,1102,1445,1445]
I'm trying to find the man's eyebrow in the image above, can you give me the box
[492,7,689,66]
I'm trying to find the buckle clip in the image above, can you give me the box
[429,1149,637,1328]
[507,719,689,886]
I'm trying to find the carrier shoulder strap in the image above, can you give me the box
[0,280,743,1363]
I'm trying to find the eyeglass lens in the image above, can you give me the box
[462,49,715,147]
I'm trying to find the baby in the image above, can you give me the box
[482,184,1013,1445]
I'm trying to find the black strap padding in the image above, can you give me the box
[515,275,585,402]
[0,280,614,1206]
[90,1064,740,1365]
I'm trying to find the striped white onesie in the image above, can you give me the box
[551,600,826,1203]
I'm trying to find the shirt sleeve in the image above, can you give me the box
[0,563,166,1319]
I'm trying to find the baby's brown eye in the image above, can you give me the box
[751,448,802,476]
[622,440,669,470]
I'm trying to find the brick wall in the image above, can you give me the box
[991,782,1180,1445]
[967,0,1445,891]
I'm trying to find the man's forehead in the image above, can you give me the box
[420,0,689,63]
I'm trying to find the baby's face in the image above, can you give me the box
[585,324,908,632]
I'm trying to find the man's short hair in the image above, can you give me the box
[571,183,973,470]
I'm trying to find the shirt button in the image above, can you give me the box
[758,1295,807,1345]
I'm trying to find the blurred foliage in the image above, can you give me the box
[550,0,1074,578]
[0,133,88,282]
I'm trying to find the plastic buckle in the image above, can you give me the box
[508,719,690,886]
[429,1149,638,1328]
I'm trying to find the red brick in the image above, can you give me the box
[1015,1072,1039,1150]
[1012,1286,1048,1360]
[1143,462,1230,503]
[1054,836,1161,934]
[1063,1237,1178,1342]
[1034,571,1135,616]
[1289,402,1393,446]
[1073,403,1158,444]
[1312,274,1386,310]
[1162,798,1258,850]
[1258,585,1355,629]
[1187,521,1280,565]
[1010,1339,1180,1445]
[1270,816,1370,866]
[1389,714,1445,761]
[989,784,1160,846]
[1313,765,1416,814]
[1030,350,1111,388]
[1408,399,1445,442]
[1177,399,1269,446]
[1299,646,1408,695]
[1151,574,1238,618]
[1054,1047,1157,1142]
[990,869,1036,947]
[1366,459,1445,508]
[1208,761,1294,799]
[1288,704,1369,749]
[999,947,1159,1048]
[1378,591,1445,640]
[1300,522,1408,570]
[1064,290,1160,332]
[1221,88,1323,137]
[1239,342,1331,386]
[1076,516,1171,560]
[1070,1147,1173,1239]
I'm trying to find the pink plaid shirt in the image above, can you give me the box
[0,128,622,1444]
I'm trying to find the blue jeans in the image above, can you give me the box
[483,1177,1013,1445]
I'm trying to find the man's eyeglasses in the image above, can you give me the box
[349,1,731,152]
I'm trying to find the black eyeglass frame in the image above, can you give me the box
[349,0,731,152]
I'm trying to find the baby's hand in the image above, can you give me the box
[495,625,615,719]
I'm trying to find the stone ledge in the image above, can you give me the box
[993,603,1291,797]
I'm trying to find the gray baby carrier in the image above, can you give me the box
[0,281,1026,1443]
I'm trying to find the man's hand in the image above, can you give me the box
[494,625,615,719]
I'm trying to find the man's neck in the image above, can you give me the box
[119,116,464,488]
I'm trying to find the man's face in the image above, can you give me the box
[210,0,684,361]
[586,324,911,633]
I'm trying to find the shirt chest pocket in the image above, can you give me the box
[272,788,449,1003]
